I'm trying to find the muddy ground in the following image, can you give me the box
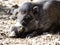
[0,0,60,45]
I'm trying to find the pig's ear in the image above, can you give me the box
[33,6,39,14]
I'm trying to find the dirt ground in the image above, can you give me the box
[0,0,60,45]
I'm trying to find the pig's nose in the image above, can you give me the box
[14,22,25,32]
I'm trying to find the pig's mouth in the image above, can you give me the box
[9,26,26,38]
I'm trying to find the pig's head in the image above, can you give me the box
[16,2,41,32]
[9,2,40,37]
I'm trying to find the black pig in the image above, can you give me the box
[9,1,60,38]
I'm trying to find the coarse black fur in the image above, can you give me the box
[9,1,60,38]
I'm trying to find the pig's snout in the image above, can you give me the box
[9,23,25,37]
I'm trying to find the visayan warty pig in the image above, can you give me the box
[9,0,60,38]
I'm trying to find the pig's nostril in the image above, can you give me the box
[19,26,23,30]
[20,26,22,28]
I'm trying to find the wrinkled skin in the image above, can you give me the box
[9,1,60,38]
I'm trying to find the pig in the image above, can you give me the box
[9,1,60,38]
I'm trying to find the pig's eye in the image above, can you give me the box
[21,11,27,14]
